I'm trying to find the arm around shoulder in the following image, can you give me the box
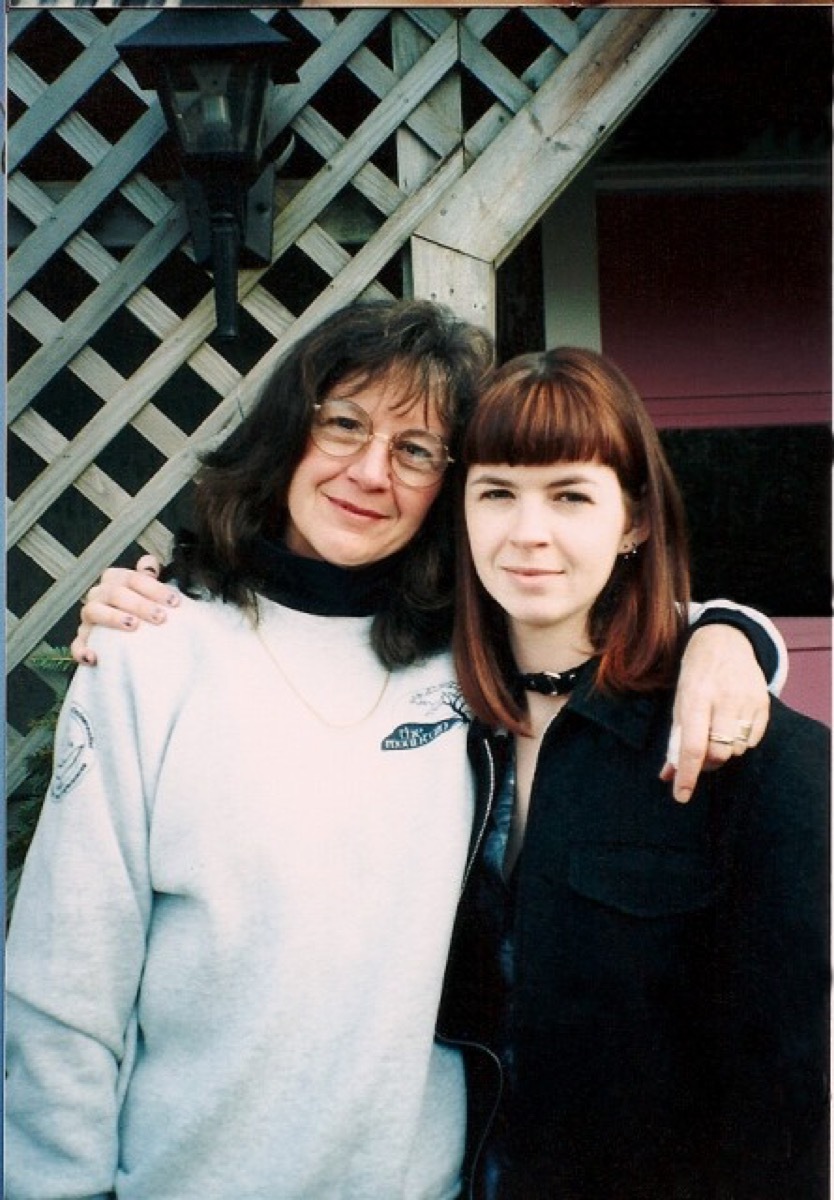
[688,598,788,694]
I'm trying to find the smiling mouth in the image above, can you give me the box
[328,496,387,521]
[504,567,561,577]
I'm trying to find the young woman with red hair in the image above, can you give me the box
[442,347,829,1200]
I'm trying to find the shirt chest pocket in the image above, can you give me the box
[543,844,718,1024]
[568,843,717,917]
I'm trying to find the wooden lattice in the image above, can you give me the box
[6,5,710,794]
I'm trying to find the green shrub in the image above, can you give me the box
[7,649,75,918]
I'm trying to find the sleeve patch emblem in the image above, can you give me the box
[50,703,96,802]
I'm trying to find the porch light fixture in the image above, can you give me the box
[117,11,297,340]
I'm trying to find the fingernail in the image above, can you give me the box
[82,652,96,666]
[122,615,137,629]
[166,592,180,607]
[674,790,692,805]
[150,608,167,624]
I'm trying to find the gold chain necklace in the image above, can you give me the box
[254,625,391,730]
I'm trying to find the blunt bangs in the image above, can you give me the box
[454,346,691,728]
[463,353,646,496]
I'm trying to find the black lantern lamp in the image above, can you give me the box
[117,12,297,339]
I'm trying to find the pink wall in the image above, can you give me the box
[597,190,831,430]
[597,188,830,726]
[776,618,831,728]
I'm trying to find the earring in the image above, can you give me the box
[621,543,639,561]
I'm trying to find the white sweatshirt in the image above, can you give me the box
[5,588,786,1200]
[6,595,475,1200]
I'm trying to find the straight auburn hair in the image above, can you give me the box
[453,347,691,734]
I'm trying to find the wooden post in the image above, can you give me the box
[411,235,496,336]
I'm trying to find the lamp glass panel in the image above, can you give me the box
[164,60,269,161]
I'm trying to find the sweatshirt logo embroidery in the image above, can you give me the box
[50,703,95,801]
[381,682,471,751]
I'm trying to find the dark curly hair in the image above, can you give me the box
[171,299,494,668]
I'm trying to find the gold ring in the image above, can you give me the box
[708,734,735,746]
[736,721,754,741]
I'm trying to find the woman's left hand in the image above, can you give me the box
[660,624,770,803]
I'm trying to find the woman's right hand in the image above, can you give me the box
[71,555,180,666]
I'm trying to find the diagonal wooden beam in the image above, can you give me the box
[413,6,712,269]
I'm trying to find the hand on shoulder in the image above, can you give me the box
[71,556,180,667]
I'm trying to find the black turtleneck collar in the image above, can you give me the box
[245,537,401,617]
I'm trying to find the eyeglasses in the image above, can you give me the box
[310,398,453,489]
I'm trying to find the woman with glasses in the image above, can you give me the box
[7,302,785,1200]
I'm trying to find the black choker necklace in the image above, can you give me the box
[517,662,592,696]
